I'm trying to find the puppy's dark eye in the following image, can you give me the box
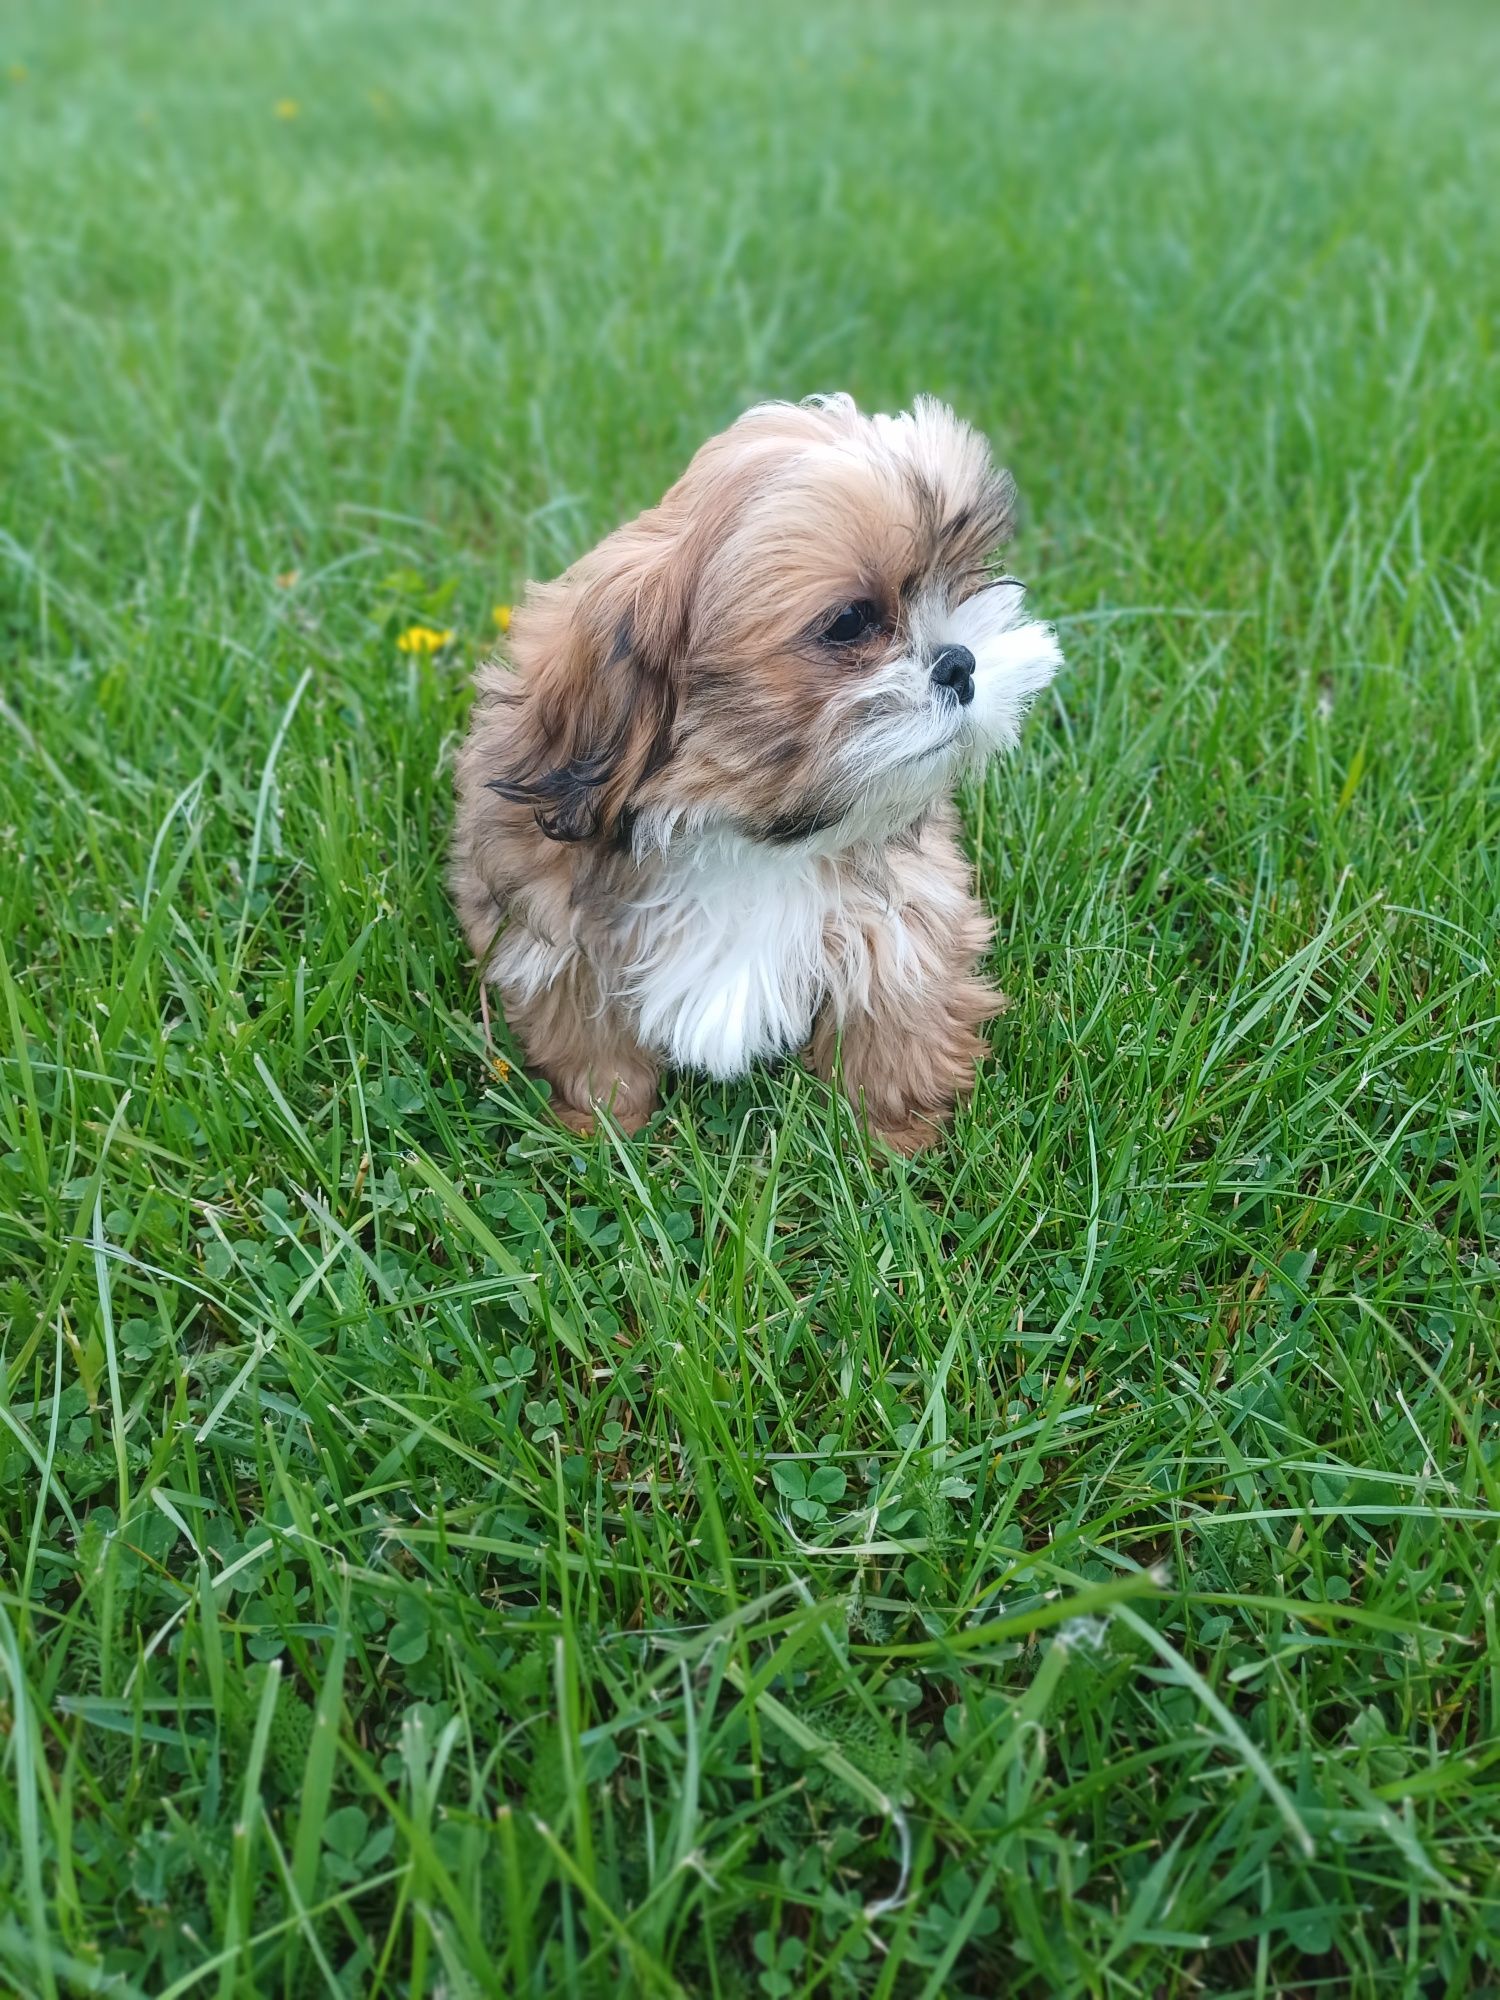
[822,599,880,646]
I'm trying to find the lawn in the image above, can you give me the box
[1,0,1498,1993]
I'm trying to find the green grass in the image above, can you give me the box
[1,0,1498,1992]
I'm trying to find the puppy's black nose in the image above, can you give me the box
[930,644,975,705]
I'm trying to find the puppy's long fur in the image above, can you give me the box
[451,394,1061,1151]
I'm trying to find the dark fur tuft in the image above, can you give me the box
[758,804,842,845]
[488,692,677,845]
[486,743,628,842]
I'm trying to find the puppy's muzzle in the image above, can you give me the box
[930,644,976,706]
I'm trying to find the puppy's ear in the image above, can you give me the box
[487,517,687,843]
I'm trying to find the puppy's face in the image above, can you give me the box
[492,395,1061,852]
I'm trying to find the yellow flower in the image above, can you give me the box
[493,604,512,633]
[396,624,454,654]
[8,63,27,83]
[490,1055,511,1083]
[274,97,299,120]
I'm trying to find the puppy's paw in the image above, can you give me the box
[553,1100,600,1137]
[552,1073,658,1138]
[868,1111,947,1157]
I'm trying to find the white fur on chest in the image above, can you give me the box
[622,836,862,1079]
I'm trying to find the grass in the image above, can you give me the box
[1,0,1498,1991]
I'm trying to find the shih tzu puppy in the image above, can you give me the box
[451,393,1061,1152]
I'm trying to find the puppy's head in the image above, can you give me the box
[490,394,1061,852]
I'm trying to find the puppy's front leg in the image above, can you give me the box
[810,935,999,1154]
[810,831,1001,1154]
[501,953,659,1136]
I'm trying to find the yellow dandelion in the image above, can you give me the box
[274,97,299,120]
[396,624,454,654]
[493,604,512,633]
[8,63,27,83]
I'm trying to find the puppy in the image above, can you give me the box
[451,394,1061,1152]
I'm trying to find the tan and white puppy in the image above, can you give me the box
[451,394,1061,1151]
